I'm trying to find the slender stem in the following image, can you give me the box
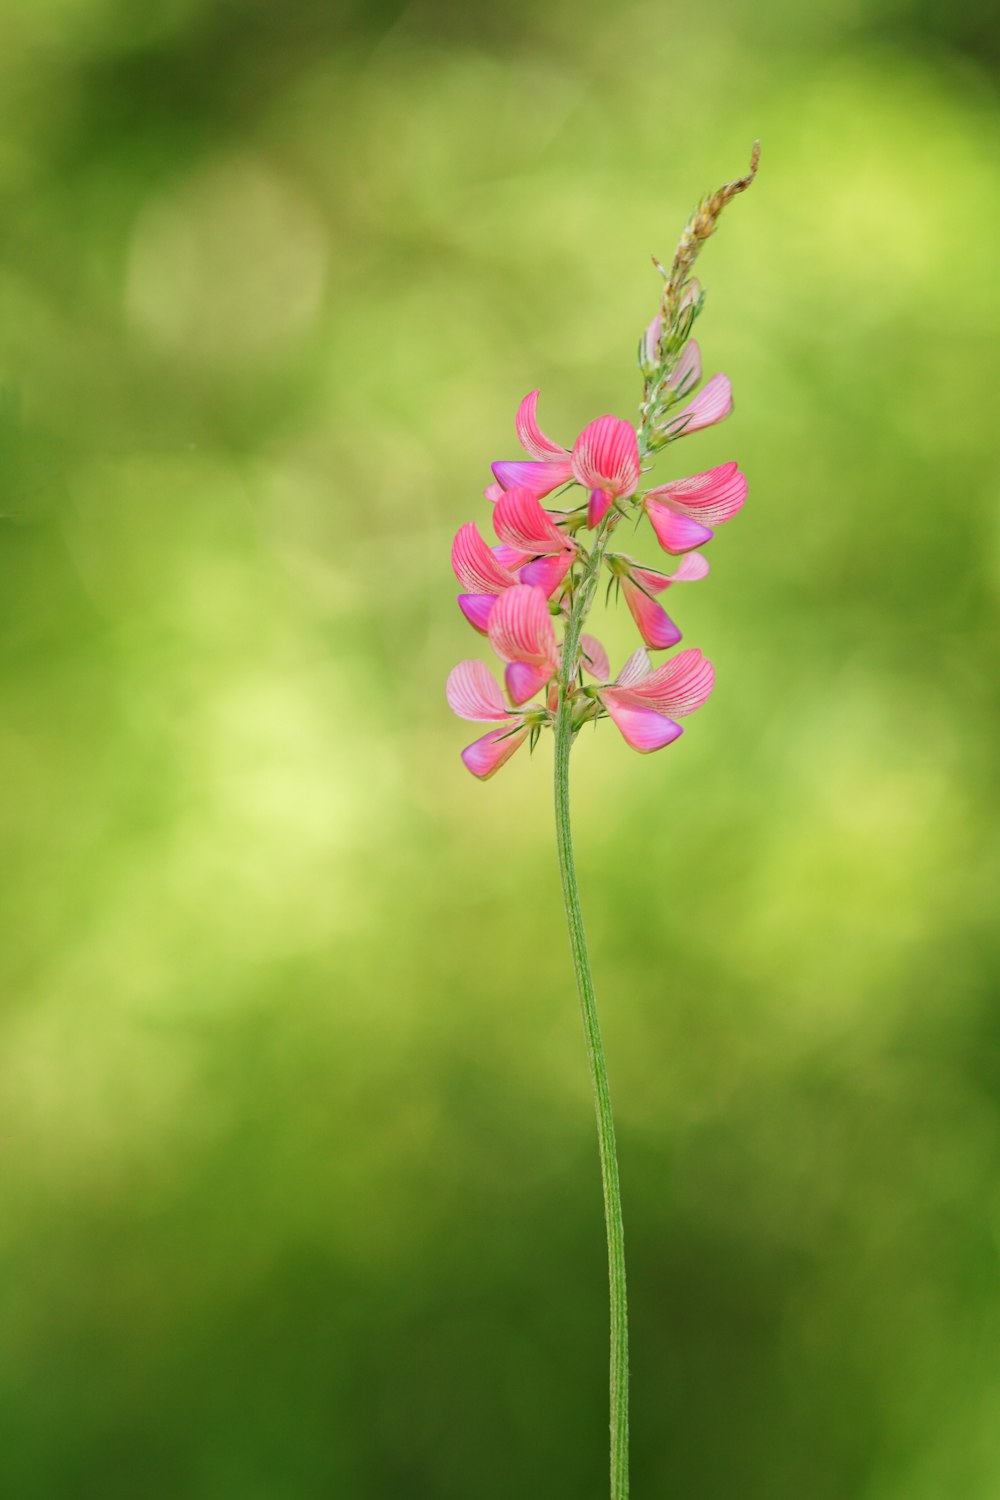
[554,519,629,1500]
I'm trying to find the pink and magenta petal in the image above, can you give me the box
[461,725,529,780]
[615,648,652,688]
[505,660,551,705]
[664,373,733,437]
[487,584,558,670]
[515,391,570,462]
[666,552,711,582]
[601,693,684,752]
[627,648,715,717]
[587,487,615,529]
[580,634,610,681]
[446,660,511,722]
[452,522,518,593]
[621,578,683,650]
[571,416,641,499]
[645,461,747,525]
[491,459,573,498]
[457,594,497,634]
[519,550,574,597]
[665,338,702,395]
[645,500,715,555]
[493,542,532,572]
[493,487,570,555]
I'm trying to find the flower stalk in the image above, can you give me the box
[553,509,630,1498]
[445,147,758,1497]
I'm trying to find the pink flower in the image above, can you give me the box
[486,583,560,707]
[609,553,709,649]
[596,647,715,753]
[492,488,576,599]
[643,461,747,555]
[641,281,703,367]
[489,393,641,529]
[445,659,534,780]
[488,391,574,502]
[450,522,524,633]
[571,416,642,528]
[658,372,733,441]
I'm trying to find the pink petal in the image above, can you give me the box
[571,416,641,499]
[645,461,747,525]
[666,338,702,394]
[627,563,673,596]
[446,660,511,722]
[667,552,710,582]
[487,584,558,670]
[601,692,684,752]
[587,487,615,529]
[622,555,709,591]
[515,391,569,462]
[642,313,663,366]
[519,550,574,597]
[663,373,733,437]
[505,660,551,705]
[457,594,497,634]
[461,725,529,780]
[493,487,570,556]
[493,542,532,572]
[680,277,701,312]
[621,577,683,650]
[484,482,505,503]
[491,459,573,498]
[615,648,652,687]
[452,522,518,594]
[625,648,715,717]
[645,500,715,555]
[580,634,610,681]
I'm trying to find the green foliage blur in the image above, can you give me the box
[1,0,998,1496]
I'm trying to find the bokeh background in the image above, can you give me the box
[1,0,998,1496]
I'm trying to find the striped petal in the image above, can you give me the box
[446,660,511,722]
[493,488,570,556]
[452,522,518,593]
[580,634,610,681]
[621,577,683,650]
[662,373,733,437]
[461,725,529,780]
[665,552,711,582]
[571,416,641,499]
[623,648,715,718]
[457,594,497,634]
[615,648,652,687]
[515,391,569,462]
[601,693,684,752]
[645,461,747,525]
[493,542,533,572]
[491,458,573,498]
[645,500,715,555]
[666,339,702,395]
[487,584,558,670]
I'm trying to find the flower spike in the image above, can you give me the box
[444,147,759,1500]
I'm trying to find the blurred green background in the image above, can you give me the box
[1,0,998,1496]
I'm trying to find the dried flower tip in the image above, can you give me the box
[657,141,760,346]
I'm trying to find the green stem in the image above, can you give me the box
[554,520,629,1500]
